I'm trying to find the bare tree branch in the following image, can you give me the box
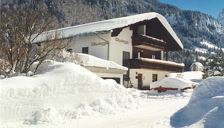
[0,0,67,76]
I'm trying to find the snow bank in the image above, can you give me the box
[0,60,139,126]
[150,77,194,89]
[170,71,204,81]
[170,77,224,128]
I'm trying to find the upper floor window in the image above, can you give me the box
[137,25,146,35]
[82,47,89,54]
[122,51,130,67]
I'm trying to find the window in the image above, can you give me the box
[82,47,89,54]
[137,25,146,35]
[122,51,130,67]
[37,43,41,47]
[138,52,141,58]
[152,74,158,82]
[152,55,156,59]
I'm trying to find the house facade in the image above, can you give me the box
[35,12,185,89]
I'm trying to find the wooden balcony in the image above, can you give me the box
[132,34,167,51]
[129,58,184,72]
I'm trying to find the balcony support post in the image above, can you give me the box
[165,51,168,61]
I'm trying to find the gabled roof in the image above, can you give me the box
[34,12,183,49]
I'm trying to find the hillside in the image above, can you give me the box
[60,0,224,70]
[218,9,224,26]
[1,0,224,71]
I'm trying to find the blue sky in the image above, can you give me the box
[159,0,224,18]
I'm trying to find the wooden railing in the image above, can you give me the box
[129,58,184,72]
[132,34,167,50]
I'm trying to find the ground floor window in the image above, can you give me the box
[82,47,89,54]
[152,74,158,82]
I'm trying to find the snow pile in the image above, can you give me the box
[170,71,204,81]
[150,77,194,90]
[50,50,127,71]
[0,61,139,126]
[170,77,224,128]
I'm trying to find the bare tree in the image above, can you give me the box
[0,0,67,76]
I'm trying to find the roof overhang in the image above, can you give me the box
[32,12,183,50]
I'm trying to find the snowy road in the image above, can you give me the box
[62,93,191,128]
[1,92,191,128]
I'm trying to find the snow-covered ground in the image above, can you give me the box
[0,60,192,128]
[29,92,191,128]
[1,89,192,128]
[171,77,224,128]
[1,60,223,128]
[0,61,139,127]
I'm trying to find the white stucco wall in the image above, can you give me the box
[66,30,132,85]
[69,33,110,60]
[68,27,133,66]
[130,69,170,88]
[109,27,133,65]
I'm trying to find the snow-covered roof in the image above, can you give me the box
[33,12,183,49]
[170,71,204,81]
[76,53,128,71]
[140,58,185,67]
[191,62,203,67]
[50,50,128,71]
[150,76,194,89]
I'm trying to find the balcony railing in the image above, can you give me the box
[129,58,184,72]
[132,34,167,50]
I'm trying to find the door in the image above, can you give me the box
[137,74,143,89]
